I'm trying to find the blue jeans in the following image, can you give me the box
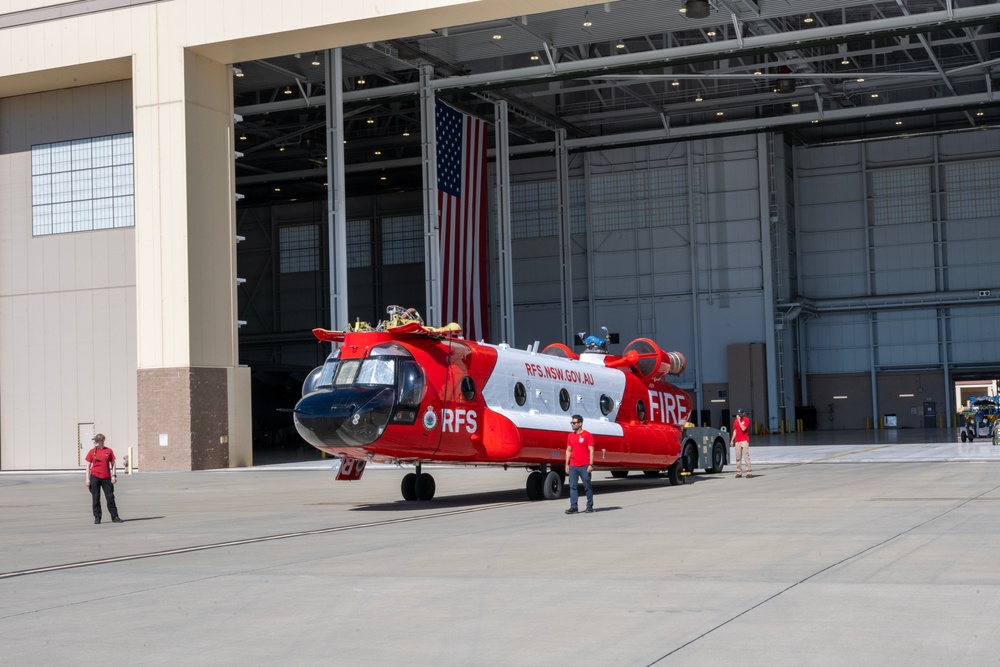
[568,465,593,510]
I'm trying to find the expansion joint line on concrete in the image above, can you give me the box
[644,483,1000,666]
[0,502,521,581]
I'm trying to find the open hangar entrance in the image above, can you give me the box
[230,1,1000,460]
[1,1,998,470]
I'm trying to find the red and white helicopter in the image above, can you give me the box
[293,306,694,501]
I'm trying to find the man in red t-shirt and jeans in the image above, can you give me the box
[564,415,595,514]
[85,433,123,524]
[732,409,752,478]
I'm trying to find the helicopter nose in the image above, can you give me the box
[293,386,395,449]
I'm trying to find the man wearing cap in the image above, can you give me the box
[85,434,123,524]
[732,409,752,478]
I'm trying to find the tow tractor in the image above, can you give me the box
[607,422,730,484]
[960,396,1000,444]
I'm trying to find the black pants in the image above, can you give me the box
[90,478,119,521]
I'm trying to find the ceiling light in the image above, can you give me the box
[278,146,285,151]
[803,17,814,24]
[871,93,880,98]
[374,150,381,156]
[895,120,903,125]
[856,78,865,83]
[672,80,680,87]
[402,130,410,136]
[682,0,710,19]
[366,118,375,124]
[530,53,540,60]
[716,111,724,116]
[492,33,502,40]
[274,187,281,192]
[283,86,292,95]
[232,66,243,77]
[753,70,762,76]
[616,42,625,50]
[791,103,800,109]
[706,30,716,37]
[841,57,850,65]
[238,134,247,140]
[695,96,703,102]
[976,111,984,117]
[310,53,321,66]
[582,12,592,28]
[380,176,387,181]
[811,119,819,123]
[357,77,366,85]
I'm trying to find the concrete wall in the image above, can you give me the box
[0,81,136,469]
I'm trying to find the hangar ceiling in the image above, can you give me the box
[232,0,1000,202]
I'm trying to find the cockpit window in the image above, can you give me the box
[398,360,424,407]
[334,359,360,386]
[317,350,341,387]
[356,358,395,386]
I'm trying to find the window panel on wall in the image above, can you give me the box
[382,215,423,265]
[347,219,372,269]
[569,178,586,234]
[279,225,320,273]
[511,181,559,238]
[30,133,135,236]
[591,167,692,232]
[871,167,931,226]
[945,159,1000,220]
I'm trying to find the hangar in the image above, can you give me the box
[1,0,998,470]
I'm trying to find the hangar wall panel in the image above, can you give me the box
[0,81,136,469]
[796,129,1000,375]
[949,306,1000,365]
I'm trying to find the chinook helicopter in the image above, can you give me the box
[292,306,698,501]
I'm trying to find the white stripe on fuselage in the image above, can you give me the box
[479,345,626,437]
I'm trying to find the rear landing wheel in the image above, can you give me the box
[526,471,544,500]
[542,470,564,500]
[667,460,684,486]
[682,444,698,475]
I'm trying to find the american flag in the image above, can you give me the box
[436,100,489,342]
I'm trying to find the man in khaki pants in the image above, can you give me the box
[732,409,752,478]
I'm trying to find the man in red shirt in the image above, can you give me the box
[85,433,123,524]
[732,409,752,478]
[564,414,594,514]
